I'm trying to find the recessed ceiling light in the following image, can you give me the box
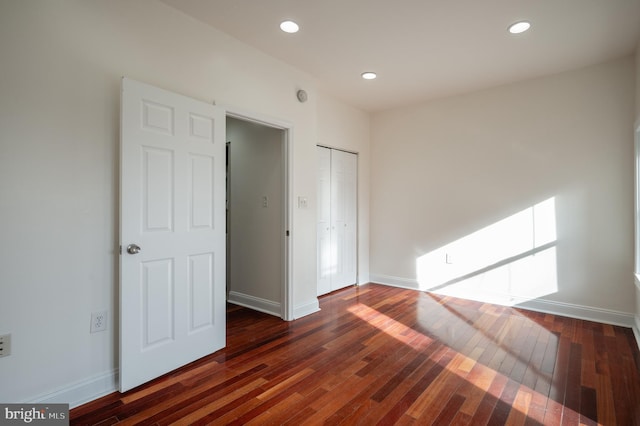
[280,20,299,33]
[361,72,377,80]
[508,21,531,34]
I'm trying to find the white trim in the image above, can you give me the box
[223,104,295,321]
[633,120,640,350]
[634,123,640,273]
[634,315,640,351]
[283,126,294,321]
[370,274,420,290]
[224,105,293,131]
[293,299,320,319]
[635,273,640,350]
[370,275,636,328]
[316,143,359,156]
[228,291,281,317]
[515,298,635,328]
[27,369,118,409]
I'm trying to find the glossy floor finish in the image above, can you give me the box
[71,284,640,425]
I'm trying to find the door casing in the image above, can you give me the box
[224,106,294,321]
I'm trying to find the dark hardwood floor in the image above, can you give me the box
[71,284,640,425]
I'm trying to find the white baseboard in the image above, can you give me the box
[293,299,320,319]
[370,274,636,329]
[27,369,118,409]
[228,291,281,317]
[634,275,640,350]
[370,274,420,290]
[634,316,640,351]
[515,298,635,328]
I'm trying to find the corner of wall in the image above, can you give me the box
[636,38,640,123]
[293,299,320,319]
[635,274,640,351]
[227,292,281,317]
[634,315,640,352]
[634,36,640,349]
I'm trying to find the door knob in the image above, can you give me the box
[127,244,141,254]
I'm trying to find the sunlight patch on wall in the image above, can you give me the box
[416,198,558,306]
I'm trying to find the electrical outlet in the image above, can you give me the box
[90,311,108,333]
[0,334,11,358]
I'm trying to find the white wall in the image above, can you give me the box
[0,0,369,406]
[227,118,283,314]
[316,93,371,284]
[371,57,636,320]
[635,41,640,338]
[636,41,640,125]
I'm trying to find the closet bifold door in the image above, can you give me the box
[317,147,332,295]
[317,146,357,296]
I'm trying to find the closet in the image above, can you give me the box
[317,146,357,296]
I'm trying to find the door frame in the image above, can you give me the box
[224,105,294,321]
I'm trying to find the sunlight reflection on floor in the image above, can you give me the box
[347,300,574,423]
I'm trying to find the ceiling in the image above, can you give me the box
[160,0,640,112]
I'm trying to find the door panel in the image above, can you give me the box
[331,149,357,290]
[342,151,357,288]
[188,252,214,332]
[143,147,174,232]
[316,147,332,295]
[120,78,225,392]
[189,155,215,230]
[141,259,174,349]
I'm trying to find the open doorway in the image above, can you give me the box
[225,114,292,320]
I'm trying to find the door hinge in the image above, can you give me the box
[119,245,122,255]
[286,230,290,237]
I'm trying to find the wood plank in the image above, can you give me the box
[355,344,445,424]
[431,393,466,425]
[562,342,582,424]
[579,385,598,426]
[504,385,532,426]
[523,389,547,425]
[457,363,497,417]
[486,378,520,425]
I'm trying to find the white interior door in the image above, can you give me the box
[317,147,357,295]
[120,78,226,392]
[317,146,332,295]
[330,149,357,290]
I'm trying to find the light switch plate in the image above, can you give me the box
[298,196,308,209]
